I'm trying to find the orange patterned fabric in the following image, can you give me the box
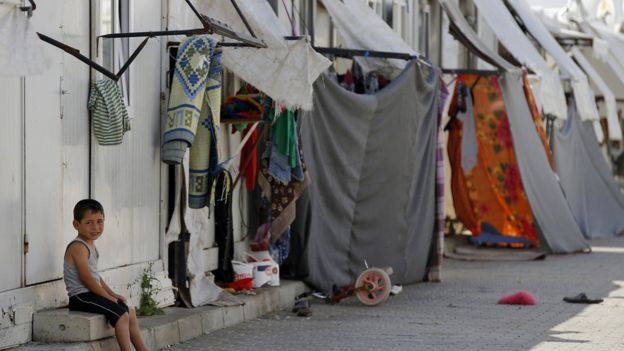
[448,74,538,246]
[522,72,555,169]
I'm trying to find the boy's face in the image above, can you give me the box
[73,210,104,241]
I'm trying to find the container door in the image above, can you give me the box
[0,76,24,292]
[24,0,90,285]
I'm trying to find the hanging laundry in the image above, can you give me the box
[456,82,478,172]
[162,35,223,209]
[258,143,310,243]
[213,170,235,284]
[88,78,131,146]
[223,91,265,191]
[448,74,538,245]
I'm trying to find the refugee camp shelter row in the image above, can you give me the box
[0,0,260,347]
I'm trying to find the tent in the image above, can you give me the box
[287,0,445,292]
[441,0,589,253]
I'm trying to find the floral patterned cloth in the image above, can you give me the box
[448,74,539,245]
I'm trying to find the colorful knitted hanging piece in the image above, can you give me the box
[162,35,223,209]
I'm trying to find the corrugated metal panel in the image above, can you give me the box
[24,2,67,285]
[0,77,24,292]
[92,0,161,270]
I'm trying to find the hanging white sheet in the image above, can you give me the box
[571,47,623,141]
[0,5,48,76]
[439,0,514,71]
[506,0,599,122]
[473,0,568,120]
[319,0,417,78]
[168,0,330,110]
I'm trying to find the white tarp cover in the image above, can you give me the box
[571,47,623,141]
[319,0,417,78]
[507,0,599,122]
[168,0,330,110]
[499,71,589,253]
[0,4,48,76]
[473,0,568,120]
[439,0,515,70]
[553,101,624,239]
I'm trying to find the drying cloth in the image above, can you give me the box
[456,82,478,172]
[258,146,310,243]
[448,117,481,234]
[319,0,417,78]
[214,170,234,283]
[88,78,131,146]
[168,0,330,110]
[300,61,439,293]
[448,74,538,245]
[499,71,588,253]
[163,35,218,164]
[427,78,449,283]
[553,101,624,239]
[188,49,222,208]
[271,109,298,169]
[223,93,264,191]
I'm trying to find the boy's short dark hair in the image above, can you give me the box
[73,199,105,221]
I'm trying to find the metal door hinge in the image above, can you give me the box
[23,233,29,254]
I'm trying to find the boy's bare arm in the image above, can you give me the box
[68,243,117,302]
[100,279,127,303]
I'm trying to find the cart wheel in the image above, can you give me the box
[354,267,391,306]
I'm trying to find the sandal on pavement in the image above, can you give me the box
[563,293,603,304]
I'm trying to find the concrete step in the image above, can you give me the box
[21,280,307,351]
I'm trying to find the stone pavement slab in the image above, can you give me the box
[168,237,624,351]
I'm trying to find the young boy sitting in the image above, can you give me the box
[64,199,148,351]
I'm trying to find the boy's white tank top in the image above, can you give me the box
[63,237,100,297]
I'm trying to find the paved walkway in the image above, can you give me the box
[170,236,624,351]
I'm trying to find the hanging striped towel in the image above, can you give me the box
[88,79,130,145]
[188,45,222,208]
[163,35,216,164]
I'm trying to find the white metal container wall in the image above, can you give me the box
[0,76,24,292]
[24,2,87,285]
[92,0,161,270]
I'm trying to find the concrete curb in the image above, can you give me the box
[11,280,308,351]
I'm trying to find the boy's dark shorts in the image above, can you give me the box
[69,292,129,327]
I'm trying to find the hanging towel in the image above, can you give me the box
[457,83,478,172]
[88,78,131,146]
[163,35,218,164]
[188,46,223,209]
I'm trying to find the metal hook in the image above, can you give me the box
[19,0,36,18]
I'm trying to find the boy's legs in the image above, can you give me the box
[69,293,133,350]
[127,307,149,351]
[114,313,132,351]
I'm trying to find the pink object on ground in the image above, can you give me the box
[497,291,537,305]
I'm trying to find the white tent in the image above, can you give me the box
[318,0,417,78]
[472,0,568,121]
[506,0,599,122]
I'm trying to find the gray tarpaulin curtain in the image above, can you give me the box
[299,62,439,293]
[499,72,589,253]
[553,102,624,239]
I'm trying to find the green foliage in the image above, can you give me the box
[136,264,164,317]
